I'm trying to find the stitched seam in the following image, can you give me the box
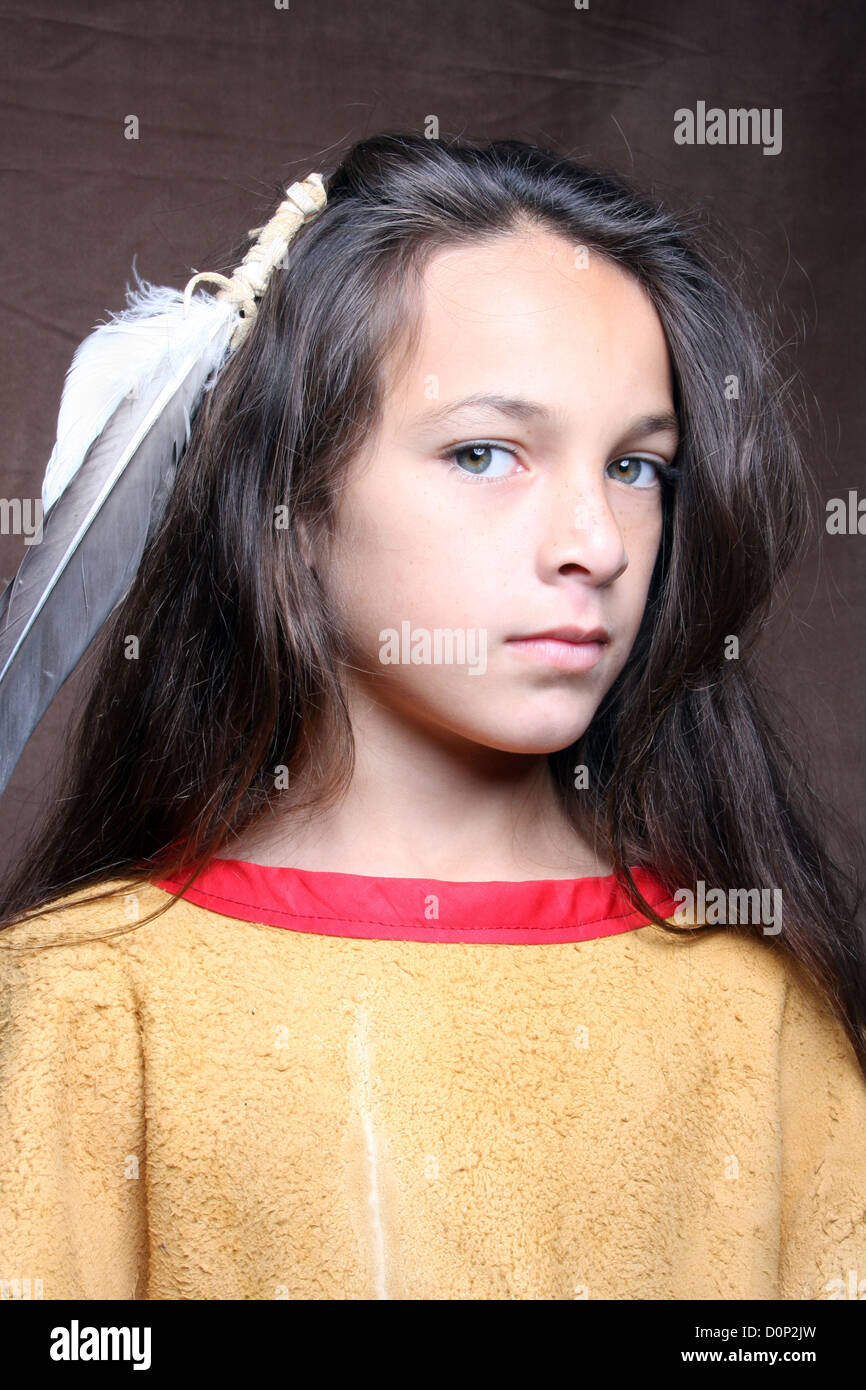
[154,882,676,933]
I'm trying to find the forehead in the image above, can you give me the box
[383,227,674,421]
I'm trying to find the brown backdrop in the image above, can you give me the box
[1,0,863,869]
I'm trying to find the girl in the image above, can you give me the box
[0,131,864,1301]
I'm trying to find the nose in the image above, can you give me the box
[537,478,629,586]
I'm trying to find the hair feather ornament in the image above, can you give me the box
[0,172,326,798]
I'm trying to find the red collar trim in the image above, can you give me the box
[150,858,677,945]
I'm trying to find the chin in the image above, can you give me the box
[448,706,598,757]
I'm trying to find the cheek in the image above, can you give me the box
[617,490,663,562]
[616,507,663,625]
[327,479,505,635]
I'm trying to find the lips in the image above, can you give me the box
[508,625,610,645]
[505,626,609,673]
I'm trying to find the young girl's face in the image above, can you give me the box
[319,227,679,756]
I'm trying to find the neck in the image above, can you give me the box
[217,688,610,882]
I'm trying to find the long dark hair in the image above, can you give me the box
[2,130,864,1076]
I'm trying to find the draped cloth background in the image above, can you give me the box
[0,0,862,864]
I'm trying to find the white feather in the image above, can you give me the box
[0,170,328,798]
[0,267,240,796]
[42,265,236,513]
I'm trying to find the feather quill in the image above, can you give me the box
[0,171,326,798]
[0,275,236,796]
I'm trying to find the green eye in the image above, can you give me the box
[607,456,662,487]
[446,442,520,483]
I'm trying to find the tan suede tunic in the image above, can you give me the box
[1,861,864,1301]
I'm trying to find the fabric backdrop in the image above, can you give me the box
[0,0,862,869]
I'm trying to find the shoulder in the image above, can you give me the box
[0,876,277,1022]
[0,877,176,946]
[777,951,865,1100]
[0,878,189,1013]
[639,918,864,1078]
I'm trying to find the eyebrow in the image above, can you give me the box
[410,392,680,444]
